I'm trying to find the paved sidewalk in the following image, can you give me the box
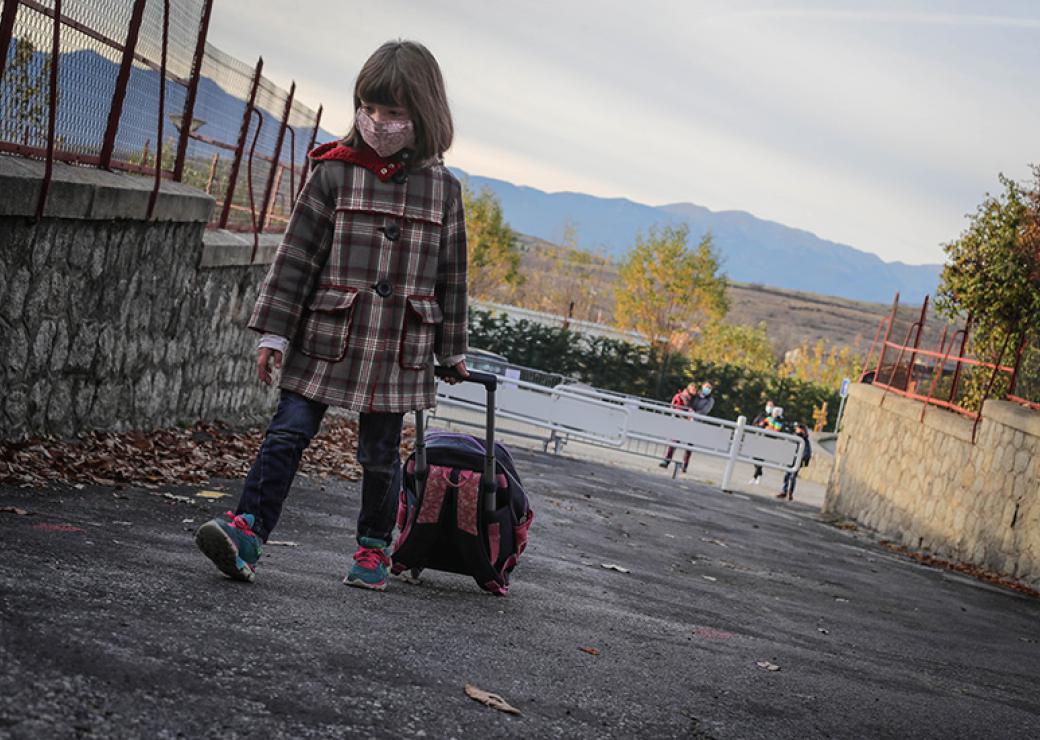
[1,445,1038,738]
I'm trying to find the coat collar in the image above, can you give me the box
[308,142,407,182]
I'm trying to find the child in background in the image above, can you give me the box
[195,40,469,591]
[779,423,812,501]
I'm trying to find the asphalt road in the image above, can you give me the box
[2,445,1039,739]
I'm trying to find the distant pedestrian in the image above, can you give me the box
[659,382,714,473]
[778,423,812,501]
[194,40,469,591]
[748,401,780,485]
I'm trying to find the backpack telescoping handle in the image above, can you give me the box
[413,367,499,512]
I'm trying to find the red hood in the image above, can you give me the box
[308,142,405,182]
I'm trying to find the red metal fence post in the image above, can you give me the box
[0,0,19,82]
[874,292,900,379]
[35,0,61,222]
[948,314,972,404]
[219,56,263,228]
[258,80,295,231]
[172,0,213,181]
[905,295,929,391]
[971,332,1013,443]
[298,104,322,198]
[1008,328,1027,397]
[146,0,170,219]
[98,0,147,170]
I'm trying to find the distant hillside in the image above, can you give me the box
[511,233,944,357]
[452,169,942,304]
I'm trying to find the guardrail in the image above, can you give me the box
[432,374,804,492]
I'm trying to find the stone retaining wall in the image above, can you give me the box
[825,382,1040,587]
[0,156,281,439]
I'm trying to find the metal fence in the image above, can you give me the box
[859,292,1038,440]
[0,0,326,249]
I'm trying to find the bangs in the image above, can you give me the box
[355,54,407,108]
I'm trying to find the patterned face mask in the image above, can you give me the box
[356,108,415,158]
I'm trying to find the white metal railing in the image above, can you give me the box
[433,374,804,491]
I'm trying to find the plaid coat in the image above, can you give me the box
[248,143,468,412]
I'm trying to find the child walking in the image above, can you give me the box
[195,40,469,591]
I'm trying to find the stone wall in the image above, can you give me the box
[0,156,281,439]
[825,382,1040,587]
[800,432,836,485]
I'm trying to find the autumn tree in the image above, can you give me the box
[462,183,523,300]
[691,320,777,373]
[614,225,728,347]
[935,166,1040,406]
[614,225,728,395]
[781,338,863,390]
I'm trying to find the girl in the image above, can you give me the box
[195,40,469,591]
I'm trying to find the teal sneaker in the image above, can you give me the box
[343,537,391,591]
[195,511,263,583]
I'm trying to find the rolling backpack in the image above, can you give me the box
[391,370,533,596]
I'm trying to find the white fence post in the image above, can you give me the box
[720,415,746,492]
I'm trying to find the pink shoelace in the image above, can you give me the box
[225,511,258,538]
[353,546,390,569]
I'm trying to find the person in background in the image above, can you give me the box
[779,422,812,500]
[748,399,774,484]
[659,381,714,473]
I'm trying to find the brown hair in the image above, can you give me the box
[342,40,453,165]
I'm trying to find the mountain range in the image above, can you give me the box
[451,169,942,304]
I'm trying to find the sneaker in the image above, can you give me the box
[195,511,263,583]
[344,537,391,591]
[776,492,787,499]
[658,460,670,468]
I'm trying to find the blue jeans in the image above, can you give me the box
[782,470,799,498]
[236,390,403,545]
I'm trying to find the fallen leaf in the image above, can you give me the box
[693,627,733,640]
[160,493,193,503]
[32,523,86,534]
[700,537,728,548]
[267,540,298,547]
[578,646,600,656]
[182,518,195,524]
[196,490,227,499]
[756,661,781,672]
[601,563,630,573]
[702,575,718,582]
[817,628,829,635]
[464,683,522,716]
[835,597,849,603]
[0,507,30,515]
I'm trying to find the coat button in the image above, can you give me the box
[392,169,408,184]
[374,280,392,298]
[381,223,401,241]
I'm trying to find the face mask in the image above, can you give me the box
[356,108,415,158]
[701,386,711,396]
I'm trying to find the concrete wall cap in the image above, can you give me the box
[200,230,281,268]
[982,399,1040,437]
[0,154,213,223]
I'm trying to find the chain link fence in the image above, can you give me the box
[0,0,328,232]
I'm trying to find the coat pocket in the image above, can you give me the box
[399,295,443,370]
[298,286,358,362]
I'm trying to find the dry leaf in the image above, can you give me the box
[702,575,718,582]
[700,537,728,548]
[0,507,30,516]
[578,646,600,656]
[756,661,781,672]
[196,490,227,500]
[601,563,630,573]
[464,683,522,716]
[267,540,299,547]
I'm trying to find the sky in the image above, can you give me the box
[209,0,1039,265]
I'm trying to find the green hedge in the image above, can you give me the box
[468,308,841,429]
